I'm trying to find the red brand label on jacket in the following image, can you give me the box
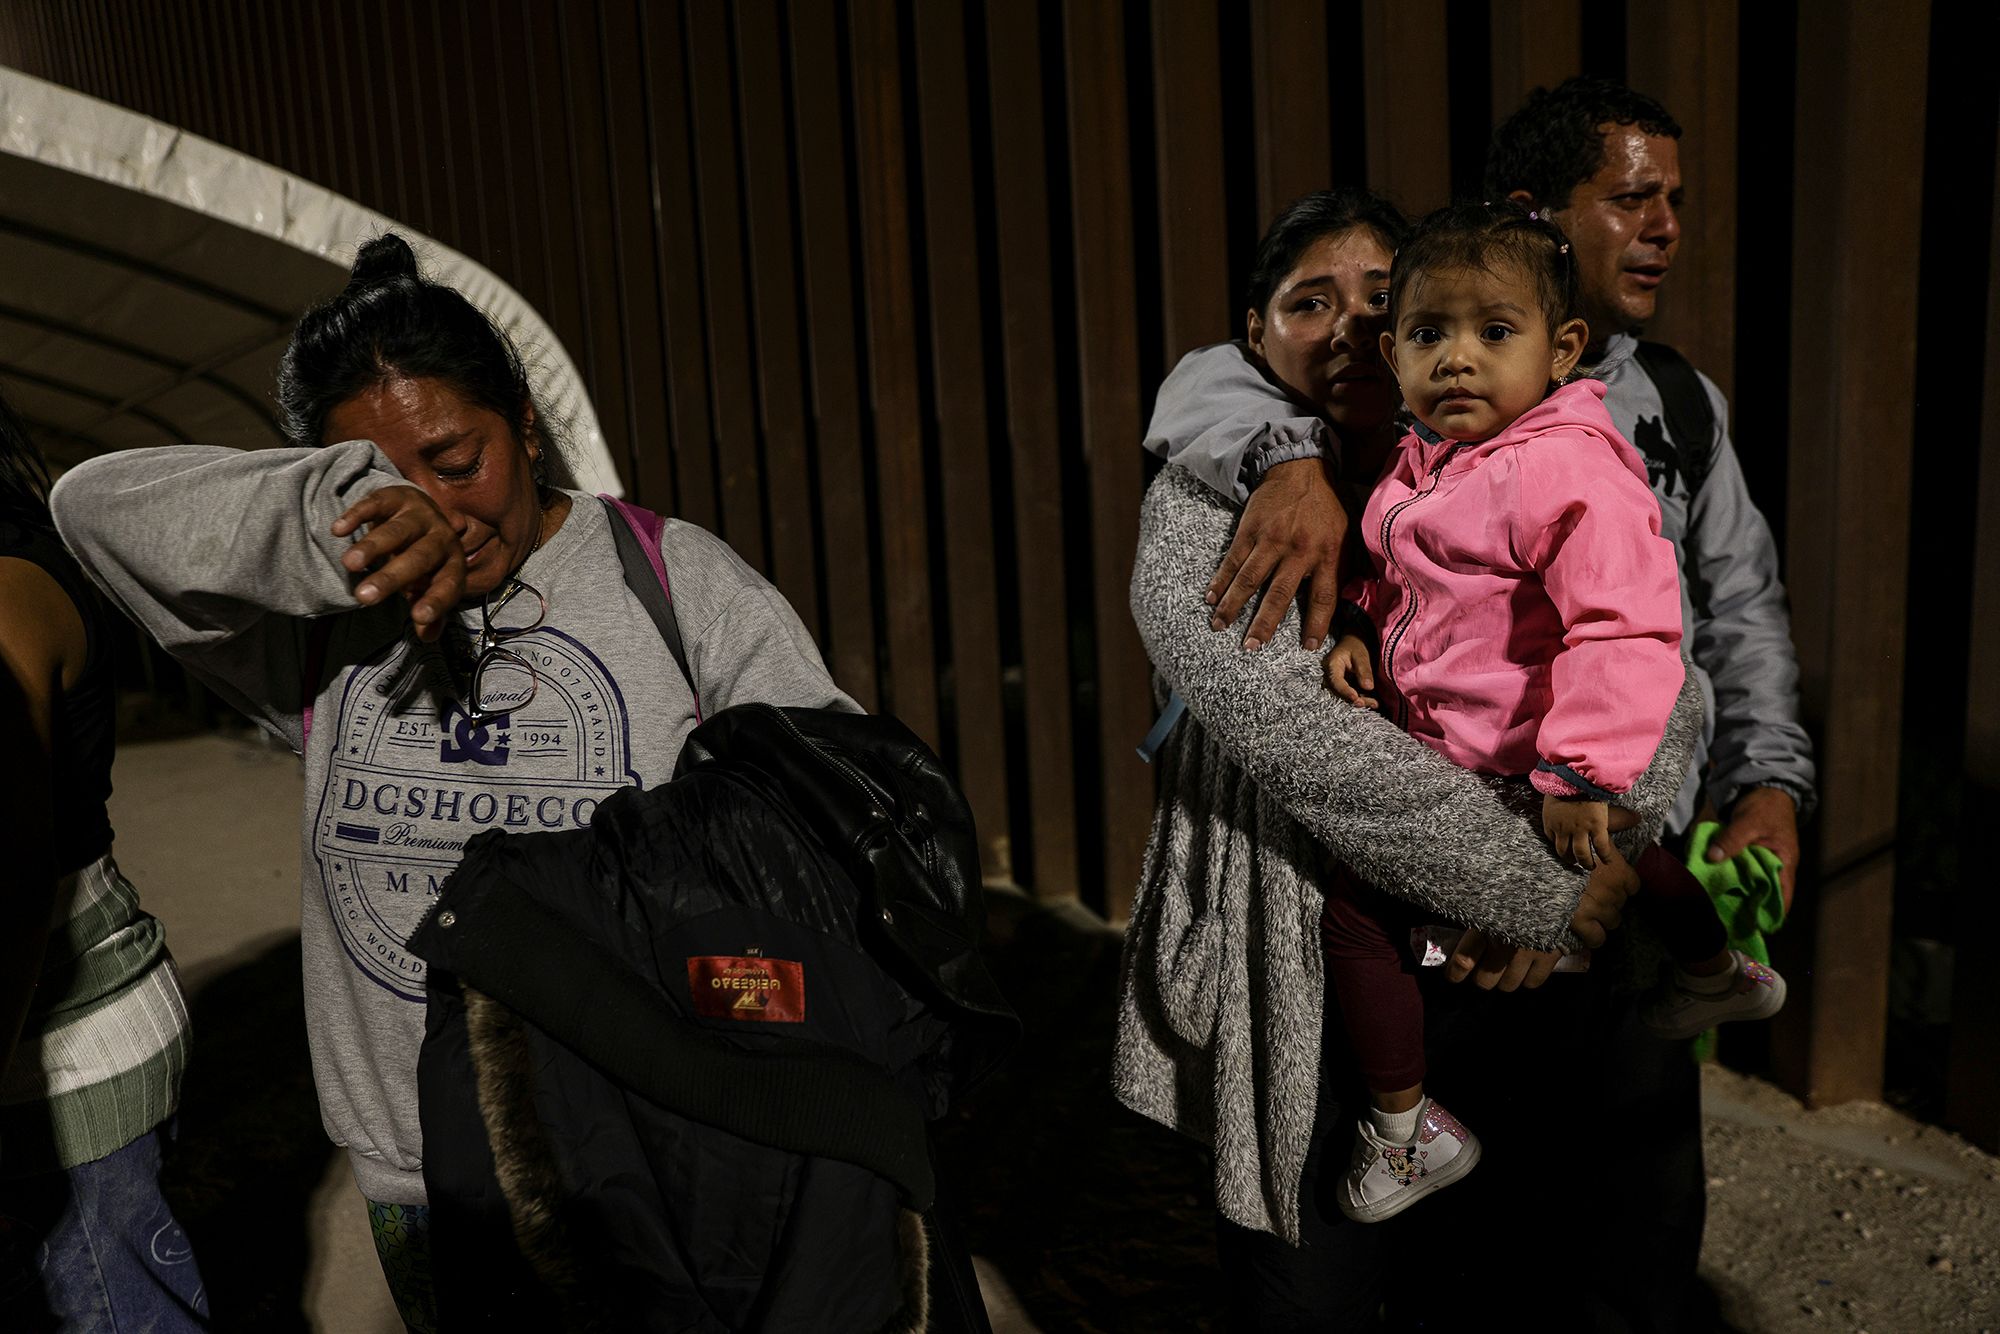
[686,956,806,1023]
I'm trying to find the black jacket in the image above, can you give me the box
[411,705,1014,1332]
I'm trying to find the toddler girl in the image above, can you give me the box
[1321,201,1786,1223]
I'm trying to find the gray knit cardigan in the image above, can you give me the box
[1113,465,1702,1243]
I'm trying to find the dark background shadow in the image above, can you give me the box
[933,897,1221,1333]
[935,895,1758,1334]
[160,936,334,1333]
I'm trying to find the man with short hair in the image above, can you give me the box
[1488,77,1815,889]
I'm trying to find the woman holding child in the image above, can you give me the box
[1118,189,1754,1331]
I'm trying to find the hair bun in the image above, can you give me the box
[344,233,421,294]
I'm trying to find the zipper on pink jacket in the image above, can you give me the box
[1377,443,1458,730]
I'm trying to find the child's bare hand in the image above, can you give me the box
[1542,795,1614,868]
[1324,635,1378,709]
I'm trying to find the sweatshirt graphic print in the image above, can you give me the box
[316,634,639,1000]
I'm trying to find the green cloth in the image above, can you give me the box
[1683,822,1787,1062]
[1681,821,1787,964]
[367,1200,438,1334]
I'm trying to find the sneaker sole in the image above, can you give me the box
[1338,1132,1483,1224]
[1645,971,1788,1043]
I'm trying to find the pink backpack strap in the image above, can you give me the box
[599,494,700,722]
[603,496,671,595]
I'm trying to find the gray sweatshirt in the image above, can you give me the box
[51,443,853,1205]
[1145,338,1817,832]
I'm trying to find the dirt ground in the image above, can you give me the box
[1698,1066,1999,1333]
[109,732,1999,1332]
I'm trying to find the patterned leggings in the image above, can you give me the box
[365,1200,438,1334]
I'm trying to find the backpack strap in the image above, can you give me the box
[1632,340,1720,495]
[599,494,701,722]
[301,618,332,747]
[1135,691,1186,763]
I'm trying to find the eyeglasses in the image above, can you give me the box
[459,577,545,720]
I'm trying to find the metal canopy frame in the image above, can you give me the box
[0,67,618,493]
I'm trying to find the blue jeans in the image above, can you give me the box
[0,1124,209,1332]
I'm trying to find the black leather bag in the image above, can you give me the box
[676,703,1019,1095]
[607,494,1018,1095]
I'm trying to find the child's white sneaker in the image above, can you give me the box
[1642,950,1787,1041]
[1337,1098,1481,1223]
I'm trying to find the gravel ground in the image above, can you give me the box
[946,890,2000,1334]
[1699,1065,2000,1333]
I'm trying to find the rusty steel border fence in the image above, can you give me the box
[5,0,1992,1142]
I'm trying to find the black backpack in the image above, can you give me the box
[601,495,1019,1101]
[1631,340,1720,497]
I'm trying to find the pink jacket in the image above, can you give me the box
[1349,379,1684,799]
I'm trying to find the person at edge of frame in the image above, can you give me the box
[0,387,210,1332]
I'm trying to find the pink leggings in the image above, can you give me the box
[1321,869,1429,1094]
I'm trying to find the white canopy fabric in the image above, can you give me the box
[0,66,620,493]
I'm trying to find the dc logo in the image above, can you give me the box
[440,710,511,766]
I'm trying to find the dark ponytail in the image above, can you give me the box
[278,234,548,458]
[0,390,55,531]
[342,231,422,292]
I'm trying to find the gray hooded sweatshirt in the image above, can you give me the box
[51,442,853,1205]
[1144,337,1816,832]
